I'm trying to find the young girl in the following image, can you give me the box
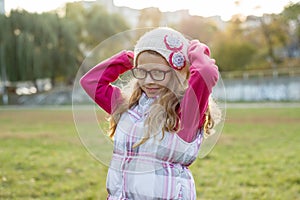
[80,27,219,200]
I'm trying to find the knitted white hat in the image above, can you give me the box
[134,27,189,70]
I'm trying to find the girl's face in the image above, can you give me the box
[136,51,173,98]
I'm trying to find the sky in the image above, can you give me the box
[4,0,300,21]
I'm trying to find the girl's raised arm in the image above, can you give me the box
[178,40,219,142]
[80,50,134,114]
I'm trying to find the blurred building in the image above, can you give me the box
[97,0,139,27]
[160,10,189,26]
[95,0,226,30]
[0,0,4,14]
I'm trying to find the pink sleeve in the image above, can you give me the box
[177,42,219,142]
[80,50,134,114]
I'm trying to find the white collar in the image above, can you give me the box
[129,93,157,119]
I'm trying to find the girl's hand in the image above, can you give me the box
[126,50,134,66]
[187,40,213,66]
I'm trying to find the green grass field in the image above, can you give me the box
[0,106,299,200]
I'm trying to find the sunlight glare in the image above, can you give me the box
[5,0,299,21]
[5,0,95,14]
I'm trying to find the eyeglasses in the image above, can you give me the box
[131,68,172,81]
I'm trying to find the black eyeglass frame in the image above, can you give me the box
[131,68,172,81]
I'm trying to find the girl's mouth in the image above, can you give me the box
[145,87,160,91]
[143,86,161,97]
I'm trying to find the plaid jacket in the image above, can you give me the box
[106,93,203,199]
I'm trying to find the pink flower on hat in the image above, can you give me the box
[164,34,186,70]
[169,51,186,70]
[164,34,183,51]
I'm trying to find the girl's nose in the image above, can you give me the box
[143,73,155,84]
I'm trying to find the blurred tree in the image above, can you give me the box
[0,10,79,87]
[246,14,288,65]
[282,2,300,39]
[49,15,79,86]
[227,15,244,38]
[177,15,218,45]
[85,4,129,48]
[259,15,276,63]
[281,2,300,57]
[0,3,129,89]
[0,14,10,84]
[65,2,129,53]
[65,2,88,51]
[213,17,256,71]
[213,37,256,71]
